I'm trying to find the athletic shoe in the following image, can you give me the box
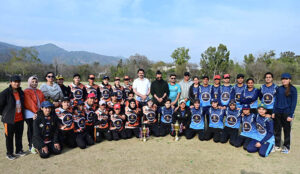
[274,146,281,151]
[15,150,27,157]
[281,146,290,154]
[271,146,275,153]
[6,154,17,160]
[30,147,37,154]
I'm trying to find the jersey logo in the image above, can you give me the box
[128,113,137,124]
[263,93,273,104]
[227,115,237,126]
[87,111,95,122]
[146,111,156,122]
[102,89,110,99]
[116,90,123,100]
[235,93,241,102]
[243,122,252,132]
[99,114,108,127]
[74,89,83,99]
[163,114,172,123]
[201,92,211,102]
[211,114,220,123]
[113,119,122,129]
[62,113,73,127]
[88,88,97,95]
[78,117,86,128]
[192,114,201,123]
[221,92,230,102]
[256,123,266,134]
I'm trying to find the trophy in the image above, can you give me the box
[142,125,147,142]
[157,113,161,125]
[174,121,179,141]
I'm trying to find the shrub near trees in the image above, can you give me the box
[0,45,299,84]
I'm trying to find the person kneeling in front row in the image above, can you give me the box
[33,101,62,158]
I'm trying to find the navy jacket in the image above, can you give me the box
[273,85,297,117]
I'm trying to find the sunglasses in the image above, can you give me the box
[47,76,54,78]
[115,108,120,110]
[124,78,129,81]
[171,78,176,79]
[115,79,120,81]
[89,77,95,80]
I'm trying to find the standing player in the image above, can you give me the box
[199,75,213,127]
[259,72,277,115]
[99,76,113,102]
[69,74,87,106]
[234,74,246,110]
[85,74,101,104]
[123,75,133,100]
[188,76,200,106]
[219,74,235,109]
[240,78,260,114]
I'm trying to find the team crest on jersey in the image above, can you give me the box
[78,117,86,128]
[235,93,241,102]
[62,113,73,126]
[243,122,251,132]
[87,111,95,122]
[88,88,97,95]
[99,114,108,127]
[124,88,131,97]
[227,115,237,126]
[263,93,273,104]
[211,114,219,123]
[128,113,137,124]
[192,114,201,123]
[102,89,110,99]
[163,114,172,123]
[194,91,198,98]
[116,90,123,100]
[146,111,156,122]
[256,123,266,134]
[113,119,122,129]
[201,92,211,102]
[221,92,230,101]
[74,89,83,99]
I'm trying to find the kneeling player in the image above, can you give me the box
[109,104,127,140]
[142,99,160,137]
[33,101,62,158]
[247,104,275,157]
[125,99,141,138]
[185,99,205,140]
[204,98,225,142]
[158,99,175,136]
[220,100,241,145]
[172,100,191,137]
[94,100,112,142]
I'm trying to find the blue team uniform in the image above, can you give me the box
[234,84,246,109]
[219,85,235,107]
[259,84,277,110]
[240,88,260,109]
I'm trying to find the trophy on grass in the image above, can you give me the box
[174,120,179,141]
[142,124,147,142]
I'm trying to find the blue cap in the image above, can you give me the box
[258,103,266,109]
[41,101,54,108]
[103,76,109,80]
[281,73,291,79]
[77,100,84,105]
[211,98,218,103]
[242,104,250,110]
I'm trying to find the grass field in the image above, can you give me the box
[0,82,299,174]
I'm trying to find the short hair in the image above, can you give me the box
[169,74,176,77]
[128,91,134,96]
[45,72,55,80]
[264,72,273,78]
[246,78,255,83]
[156,70,162,75]
[137,68,144,73]
[193,76,199,80]
[165,98,172,103]
[73,73,81,78]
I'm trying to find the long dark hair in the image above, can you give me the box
[285,83,292,96]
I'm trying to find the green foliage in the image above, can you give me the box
[200,44,230,78]
[171,47,190,65]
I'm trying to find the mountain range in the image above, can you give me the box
[0,41,122,65]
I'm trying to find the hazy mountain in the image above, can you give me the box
[0,41,121,65]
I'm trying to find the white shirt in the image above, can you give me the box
[133,77,151,102]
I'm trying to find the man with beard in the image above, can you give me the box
[150,71,169,107]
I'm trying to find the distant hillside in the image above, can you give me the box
[0,41,122,65]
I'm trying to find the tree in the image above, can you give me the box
[171,47,190,65]
[257,50,275,66]
[244,53,255,65]
[200,44,230,77]
[247,60,268,84]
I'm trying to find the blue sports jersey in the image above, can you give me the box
[192,85,200,100]
[208,107,225,129]
[224,108,241,129]
[160,106,174,124]
[260,84,277,110]
[220,85,235,106]
[234,84,246,109]
[254,115,275,144]
[189,107,204,130]
[240,113,257,139]
[199,85,213,107]
[241,88,259,109]
[212,85,220,100]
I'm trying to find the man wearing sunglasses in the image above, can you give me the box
[168,74,181,107]
[123,75,133,100]
[85,74,100,104]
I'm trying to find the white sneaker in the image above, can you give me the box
[281,146,290,154]
[271,146,275,153]
[274,146,281,151]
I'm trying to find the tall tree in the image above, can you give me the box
[171,47,191,65]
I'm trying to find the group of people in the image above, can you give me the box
[0,68,297,160]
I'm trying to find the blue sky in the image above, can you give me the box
[0,0,299,64]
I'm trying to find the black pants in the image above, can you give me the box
[110,129,127,140]
[185,128,205,140]
[4,121,24,155]
[125,128,140,139]
[274,113,291,149]
[86,125,94,139]
[25,118,33,149]
[220,127,239,146]
[95,128,112,142]
[204,127,222,142]
[159,123,172,137]
[59,130,77,148]
[202,106,210,130]
[76,132,94,149]
[234,135,252,150]
[38,142,62,158]
[147,123,160,137]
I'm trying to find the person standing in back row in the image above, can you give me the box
[179,72,193,107]
[273,73,297,154]
[150,70,169,107]
[0,75,27,160]
[133,69,151,107]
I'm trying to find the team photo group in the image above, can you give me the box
[0,68,297,160]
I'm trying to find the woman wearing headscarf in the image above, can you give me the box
[24,76,45,153]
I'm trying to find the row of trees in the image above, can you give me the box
[1,46,299,84]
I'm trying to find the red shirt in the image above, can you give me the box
[13,92,23,122]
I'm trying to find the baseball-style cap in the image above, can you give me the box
[41,101,54,108]
[237,74,245,79]
[211,98,218,103]
[73,73,81,78]
[214,75,221,80]
[281,73,291,79]
[258,103,267,109]
[229,99,236,105]
[10,75,21,82]
[56,74,64,80]
[223,74,230,78]
[242,104,250,110]
[99,100,106,106]
[179,99,186,104]
[184,72,190,76]
[103,76,109,80]
[114,103,121,109]
[62,97,70,102]
[87,93,96,98]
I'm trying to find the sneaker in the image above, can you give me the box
[274,146,281,151]
[6,154,17,160]
[271,146,275,153]
[30,147,37,154]
[15,150,27,157]
[281,146,290,154]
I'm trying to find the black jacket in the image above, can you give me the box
[59,84,71,98]
[188,84,200,105]
[150,79,169,106]
[172,107,191,128]
[33,110,60,150]
[0,85,25,124]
